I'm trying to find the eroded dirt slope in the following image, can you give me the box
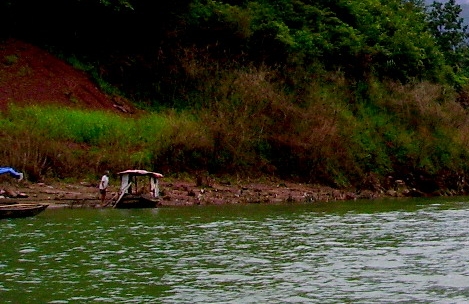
[0,38,135,113]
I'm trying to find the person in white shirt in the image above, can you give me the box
[99,170,110,204]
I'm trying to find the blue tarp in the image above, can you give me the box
[0,167,22,179]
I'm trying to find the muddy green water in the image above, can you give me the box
[2,197,469,303]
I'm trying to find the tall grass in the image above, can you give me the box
[0,105,210,181]
[2,72,469,191]
[342,80,469,190]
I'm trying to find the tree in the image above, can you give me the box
[427,0,469,71]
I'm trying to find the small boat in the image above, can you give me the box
[0,203,48,219]
[113,169,164,208]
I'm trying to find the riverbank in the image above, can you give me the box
[0,174,423,209]
[2,40,467,207]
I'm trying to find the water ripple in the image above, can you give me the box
[1,199,469,302]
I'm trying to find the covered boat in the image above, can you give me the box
[0,203,48,219]
[113,170,164,208]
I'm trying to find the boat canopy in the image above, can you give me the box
[117,170,163,179]
[117,170,163,198]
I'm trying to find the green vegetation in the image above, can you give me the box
[0,106,211,180]
[1,79,468,192]
[2,0,469,193]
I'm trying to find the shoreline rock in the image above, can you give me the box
[1,175,456,209]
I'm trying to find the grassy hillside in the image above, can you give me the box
[1,38,469,196]
[2,0,469,195]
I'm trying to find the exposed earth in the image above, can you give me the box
[0,38,136,113]
[0,176,367,209]
[0,38,410,208]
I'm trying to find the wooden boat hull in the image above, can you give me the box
[0,204,48,219]
[113,194,159,209]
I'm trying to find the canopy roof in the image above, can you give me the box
[117,170,163,179]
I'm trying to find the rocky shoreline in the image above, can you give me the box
[0,174,453,209]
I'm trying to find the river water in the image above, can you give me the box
[2,197,469,303]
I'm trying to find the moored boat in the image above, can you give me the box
[113,170,164,208]
[0,203,48,219]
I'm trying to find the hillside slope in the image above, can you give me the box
[0,38,135,113]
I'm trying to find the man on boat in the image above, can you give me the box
[99,170,110,204]
[0,167,23,181]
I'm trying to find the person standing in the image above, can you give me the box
[99,170,110,204]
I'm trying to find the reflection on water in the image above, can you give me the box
[2,198,469,303]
